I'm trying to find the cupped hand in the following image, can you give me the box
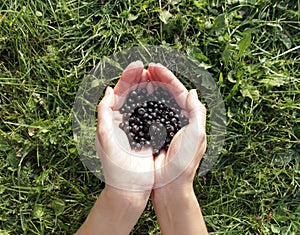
[96,61,207,192]
[96,61,154,192]
[147,63,207,189]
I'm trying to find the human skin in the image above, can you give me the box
[95,61,154,192]
[147,63,208,235]
[76,61,208,235]
[76,61,153,235]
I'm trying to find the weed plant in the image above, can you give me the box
[0,0,299,234]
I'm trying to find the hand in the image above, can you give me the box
[148,63,209,235]
[97,61,206,191]
[78,62,155,235]
[147,63,207,190]
[96,61,154,192]
[79,62,208,235]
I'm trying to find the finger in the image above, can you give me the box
[148,63,188,108]
[140,69,149,83]
[114,60,144,96]
[185,89,206,134]
[148,63,188,94]
[135,69,149,91]
[138,69,155,93]
[97,86,115,148]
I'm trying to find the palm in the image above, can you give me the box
[96,61,154,191]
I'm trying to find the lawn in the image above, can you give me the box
[0,0,299,234]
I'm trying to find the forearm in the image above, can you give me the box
[152,184,208,235]
[76,186,150,235]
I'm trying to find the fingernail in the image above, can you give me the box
[105,86,113,96]
[130,60,143,67]
[156,63,165,68]
[148,62,155,69]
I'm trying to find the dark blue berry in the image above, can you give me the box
[119,87,189,155]
[138,107,145,116]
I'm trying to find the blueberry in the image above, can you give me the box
[171,117,177,125]
[119,123,125,129]
[157,87,164,93]
[143,113,149,119]
[131,141,137,148]
[131,103,137,109]
[119,87,189,155]
[136,143,142,150]
[125,125,131,133]
[145,140,151,147]
[182,118,189,126]
[125,105,131,112]
[130,90,138,98]
[141,102,147,108]
[151,112,157,118]
[148,101,154,107]
[123,113,130,120]
[132,125,139,133]
[138,107,145,116]
[157,123,164,129]
[177,121,182,128]
[129,132,135,138]
[165,143,170,150]
[166,124,174,132]
[173,108,180,113]
[128,98,134,104]
[153,148,160,156]
[120,107,126,114]
[149,125,158,135]
[138,131,144,137]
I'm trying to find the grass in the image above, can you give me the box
[0,0,299,234]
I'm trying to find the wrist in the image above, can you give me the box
[76,185,150,235]
[104,184,150,208]
[152,182,194,204]
[151,183,208,235]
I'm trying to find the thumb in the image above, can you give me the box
[97,86,115,149]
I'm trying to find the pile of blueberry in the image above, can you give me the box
[119,87,189,156]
